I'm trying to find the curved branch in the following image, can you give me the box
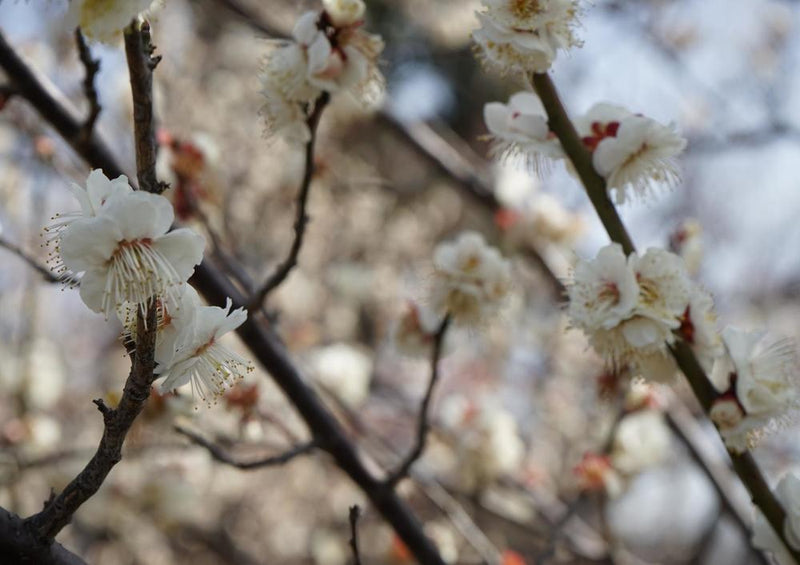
[531,71,800,565]
[248,93,330,309]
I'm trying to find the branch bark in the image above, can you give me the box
[531,71,800,565]
[74,28,101,145]
[174,424,317,470]
[385,315,451,487]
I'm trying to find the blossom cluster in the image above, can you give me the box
[47,170,252,404]
[430,231,513,327]
[473,0,583,74]
[484,93,687,204]
[260,0,384,143]
[567,243,720,381]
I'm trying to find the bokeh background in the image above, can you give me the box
[1,0,800,563]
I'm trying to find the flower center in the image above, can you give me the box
[508,0,542,19]
[582,121,620,151]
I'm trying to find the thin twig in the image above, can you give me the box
[531,71,800,565]
[24,21,164,543]
[174,424,316,470]
[385,315,451,488]
[74,29,101,145]
[348,505,363,565]
[0,236,59,282]
[248,93,330,309]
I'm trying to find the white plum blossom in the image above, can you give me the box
[68,0,156,44]
[45,169,132,256]
[567,244,720,381]
[322,0,366,28]
[576,103,687,204]
[56,188,205,318]
[483,91,564,171]
[155,295,252,404]
[610,409,671,476]
[473,0,583,74]
[751,472,800,563]
[260,3,384,142]
[710,327,799,453]
[430,231,512,326]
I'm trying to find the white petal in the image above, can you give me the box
[59,216,121,273]
[102,191,174,241]
[151,229,206,282]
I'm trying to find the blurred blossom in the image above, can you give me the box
[611,410,671,477]
[309,343,373,408]
[68,0,157,44]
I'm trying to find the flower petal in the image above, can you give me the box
[102,191,174,241]
[151,228,206,281]
[59,216,121,273]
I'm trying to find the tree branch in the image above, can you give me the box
[248,93,330,309]
[174,424,317,469]
[0,27,446,565]
[0,235,59,282]
[348,505,363,565]
[24,21,164,542]
[74,29,101,145]
[531,71,800,565]
[0,507,87,565]
[385,315,451,488]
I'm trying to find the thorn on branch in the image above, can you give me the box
[74,28,101,146]
[384,315,451,488]
[174,424,317,470]
[92,398,113,419]
[348,505,363,565]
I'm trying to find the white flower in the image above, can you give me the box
[45,169,132,250]
[567,244,719,381]
[156,298,252,404]
[473,0,582,74]
[576,103,687,204]
[309,343,373,408]
[323,0,365,28]
[752,472,800,562]
[670,218,703,276]
[611,409,671,475]
[710,327,798,453]
[69,0,156,44]
[430,231,512,325]
[567,243,638,332]
[483,91,564,171]
[57,190,205,318]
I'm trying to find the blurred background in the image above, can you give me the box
[1,0,800,563]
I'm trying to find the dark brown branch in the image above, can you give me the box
[0,28,446,565]
[385,315,451,488]
[0,507,87,565]
[123,20,163,194]
[0,235,60,282]
[74,29,101,144]
[248,93,330,309]
[531,71,800,565]
[348,505,363,565]
[174,424,316,469]
[24,22,164,542]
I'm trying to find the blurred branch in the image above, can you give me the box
[385,315,451,488]
[74,29,101,145]
[174,424,317,469]
[0,31,123,178]
[531,71,800,565]
[207,0,289,38]
[348,505,363,565]
[248,93,330,309]
[25,21,164,543]
[0,235,59,282]
[0,23,446,565]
